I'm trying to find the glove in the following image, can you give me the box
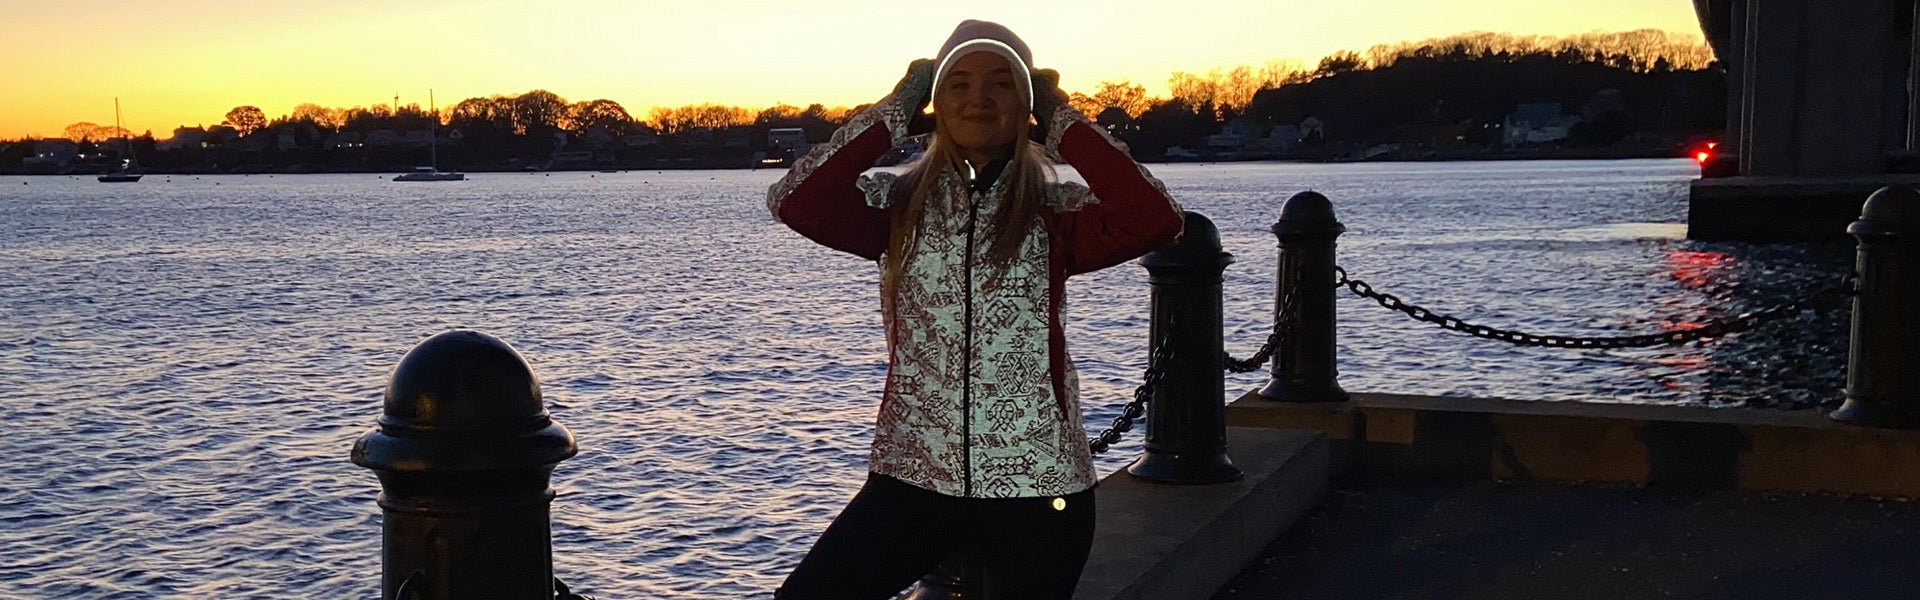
[1030,68,1068,139]
[894,59,937,136]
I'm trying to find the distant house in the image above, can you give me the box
[1267,124,1301,152]
[767,127,808,148]
[1504,103,1579,144]
[364,130,398,147]
[23,139,79,171]
[276,123,323,151]
[33,139,78,159]
[233,132,272,153]
[767,127,810,158]
[1224,118,1261,141]
[578,127,616,148]
[1206,118,1262,157]
[620,129,658,147]
[401,129,434,148]
[680,127,718,148]
[325,131,363,149]
[206,125,240,147]
[161,127,209,151]
[1299,117,1326,145]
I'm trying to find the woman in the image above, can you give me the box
[765,20,1183,599]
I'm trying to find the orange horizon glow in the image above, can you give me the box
[1,0,1705,140]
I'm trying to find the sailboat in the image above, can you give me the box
[98,98,142,183]
[394,89,464,181]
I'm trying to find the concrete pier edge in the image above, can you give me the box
[1074,427,1330,600]
[1687,176,1920,241]
[1227,391,1920,498]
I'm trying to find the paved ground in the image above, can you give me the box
[1212,477,1920,600]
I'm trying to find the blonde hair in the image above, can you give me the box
[883,116,1053,294]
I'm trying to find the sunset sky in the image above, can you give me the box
[0,0,1703,140]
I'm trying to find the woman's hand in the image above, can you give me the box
[894,59,937,136]
[1030,68,1069,138]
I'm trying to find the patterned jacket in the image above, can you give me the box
[766,93,1183,498]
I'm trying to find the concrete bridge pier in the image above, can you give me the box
[1689,0,1920,241]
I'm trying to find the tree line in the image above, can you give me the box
[3,28,1722,172]
[1079,28,1723,159]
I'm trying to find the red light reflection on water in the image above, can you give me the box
[1642,250,1733,395]
[1665,250,1732,288]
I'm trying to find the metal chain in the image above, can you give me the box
[1090,321,1176,454]
[1225,285,1303,373]
[1224,332,1278,374]
[1334,267,1857,349]
[1094,280,1285,452]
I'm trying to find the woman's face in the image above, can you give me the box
[934,51,1024,158]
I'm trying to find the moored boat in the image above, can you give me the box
[98,98,142,183]
[394,167,465,182]
[393,89,464,182]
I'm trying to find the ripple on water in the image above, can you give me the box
[0,161,1850,597]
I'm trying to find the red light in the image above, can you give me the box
[1706,142,1717,149]
[1695,151,1709,163]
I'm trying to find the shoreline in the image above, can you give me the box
[1,151,1694,178]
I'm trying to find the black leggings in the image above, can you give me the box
[774,472,1097,599]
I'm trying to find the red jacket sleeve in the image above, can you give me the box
[765,95,911,261]
[1045,107,1185,275]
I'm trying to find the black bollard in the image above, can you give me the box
[352,330,578,599]
[1258,191,1349,403]
[1128,211,1243,484]
[1833,186,1920,427]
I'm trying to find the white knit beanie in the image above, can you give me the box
[931,20,1034,111]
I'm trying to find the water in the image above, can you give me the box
[0,160,1851,598]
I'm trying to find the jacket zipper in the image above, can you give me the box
[961,184,979,497]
